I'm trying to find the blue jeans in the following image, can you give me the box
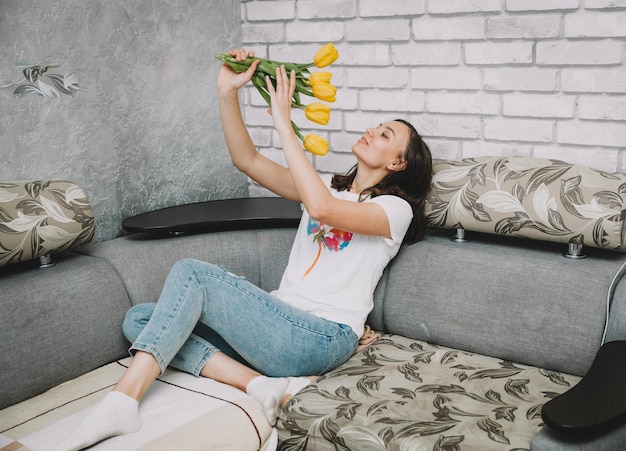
[123,258,359,377]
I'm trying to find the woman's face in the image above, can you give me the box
[352,121,410,171]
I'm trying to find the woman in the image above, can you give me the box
[59,49,432,450]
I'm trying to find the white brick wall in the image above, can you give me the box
[239,0,626,193]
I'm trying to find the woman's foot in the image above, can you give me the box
[281,376,317,406]
[55,391,140,451]
[246,376,289,425]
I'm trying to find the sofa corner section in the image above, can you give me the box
[0,252,131,409]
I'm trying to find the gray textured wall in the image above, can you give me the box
[0,0,247,242]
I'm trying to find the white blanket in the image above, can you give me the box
[1,358,274,451]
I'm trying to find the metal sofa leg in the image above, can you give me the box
[450,227,470,243]
[38,253,56,268]
[563,243,586,259]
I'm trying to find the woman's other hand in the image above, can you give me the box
[357,325,381,352]
[217,49,260,96]
[266,64,297,138]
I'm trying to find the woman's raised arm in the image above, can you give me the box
[217,50,301,201]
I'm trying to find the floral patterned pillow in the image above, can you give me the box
[426,157,626,250]
[0,180,95,266]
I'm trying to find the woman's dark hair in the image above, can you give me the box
[331,119,433,244]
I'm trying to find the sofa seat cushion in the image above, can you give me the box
[277,334,580,451]
[0,358,274,451]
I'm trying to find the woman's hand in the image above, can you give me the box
[217,49,260,96]
[357,325,381,352]
[217,50,302,202]
[266,64,297,138]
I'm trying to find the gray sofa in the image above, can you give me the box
[2,157,626,450]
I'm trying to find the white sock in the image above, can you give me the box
[55,391,141,451]
[286,376,313,396]
[281,376,313,407]
[246,376,289,425]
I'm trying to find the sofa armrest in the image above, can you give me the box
[541,341,626,436]
[0,252,130,409]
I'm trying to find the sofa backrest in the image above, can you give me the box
[82,224,626,378]
[79,229,296,306]
[414,157,626,376]
[378,230,626,377]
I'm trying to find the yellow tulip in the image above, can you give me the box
[308,71,333,85]
[216,47,337,157]
[312,82,337,102]
[314,43,339,68]
[304,103,331,126]
[303,134,329,156]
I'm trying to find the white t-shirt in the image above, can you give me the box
[271,175,413,338]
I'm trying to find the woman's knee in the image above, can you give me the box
[171,258,219,276]
[122,302,157,343]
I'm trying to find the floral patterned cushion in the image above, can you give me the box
[0,180,95,266]
[277,334,580,451]
[426,157,626,250]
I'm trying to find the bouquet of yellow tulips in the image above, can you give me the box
[215,43,339,156]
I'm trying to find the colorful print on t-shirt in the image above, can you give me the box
[303,218,354,278]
